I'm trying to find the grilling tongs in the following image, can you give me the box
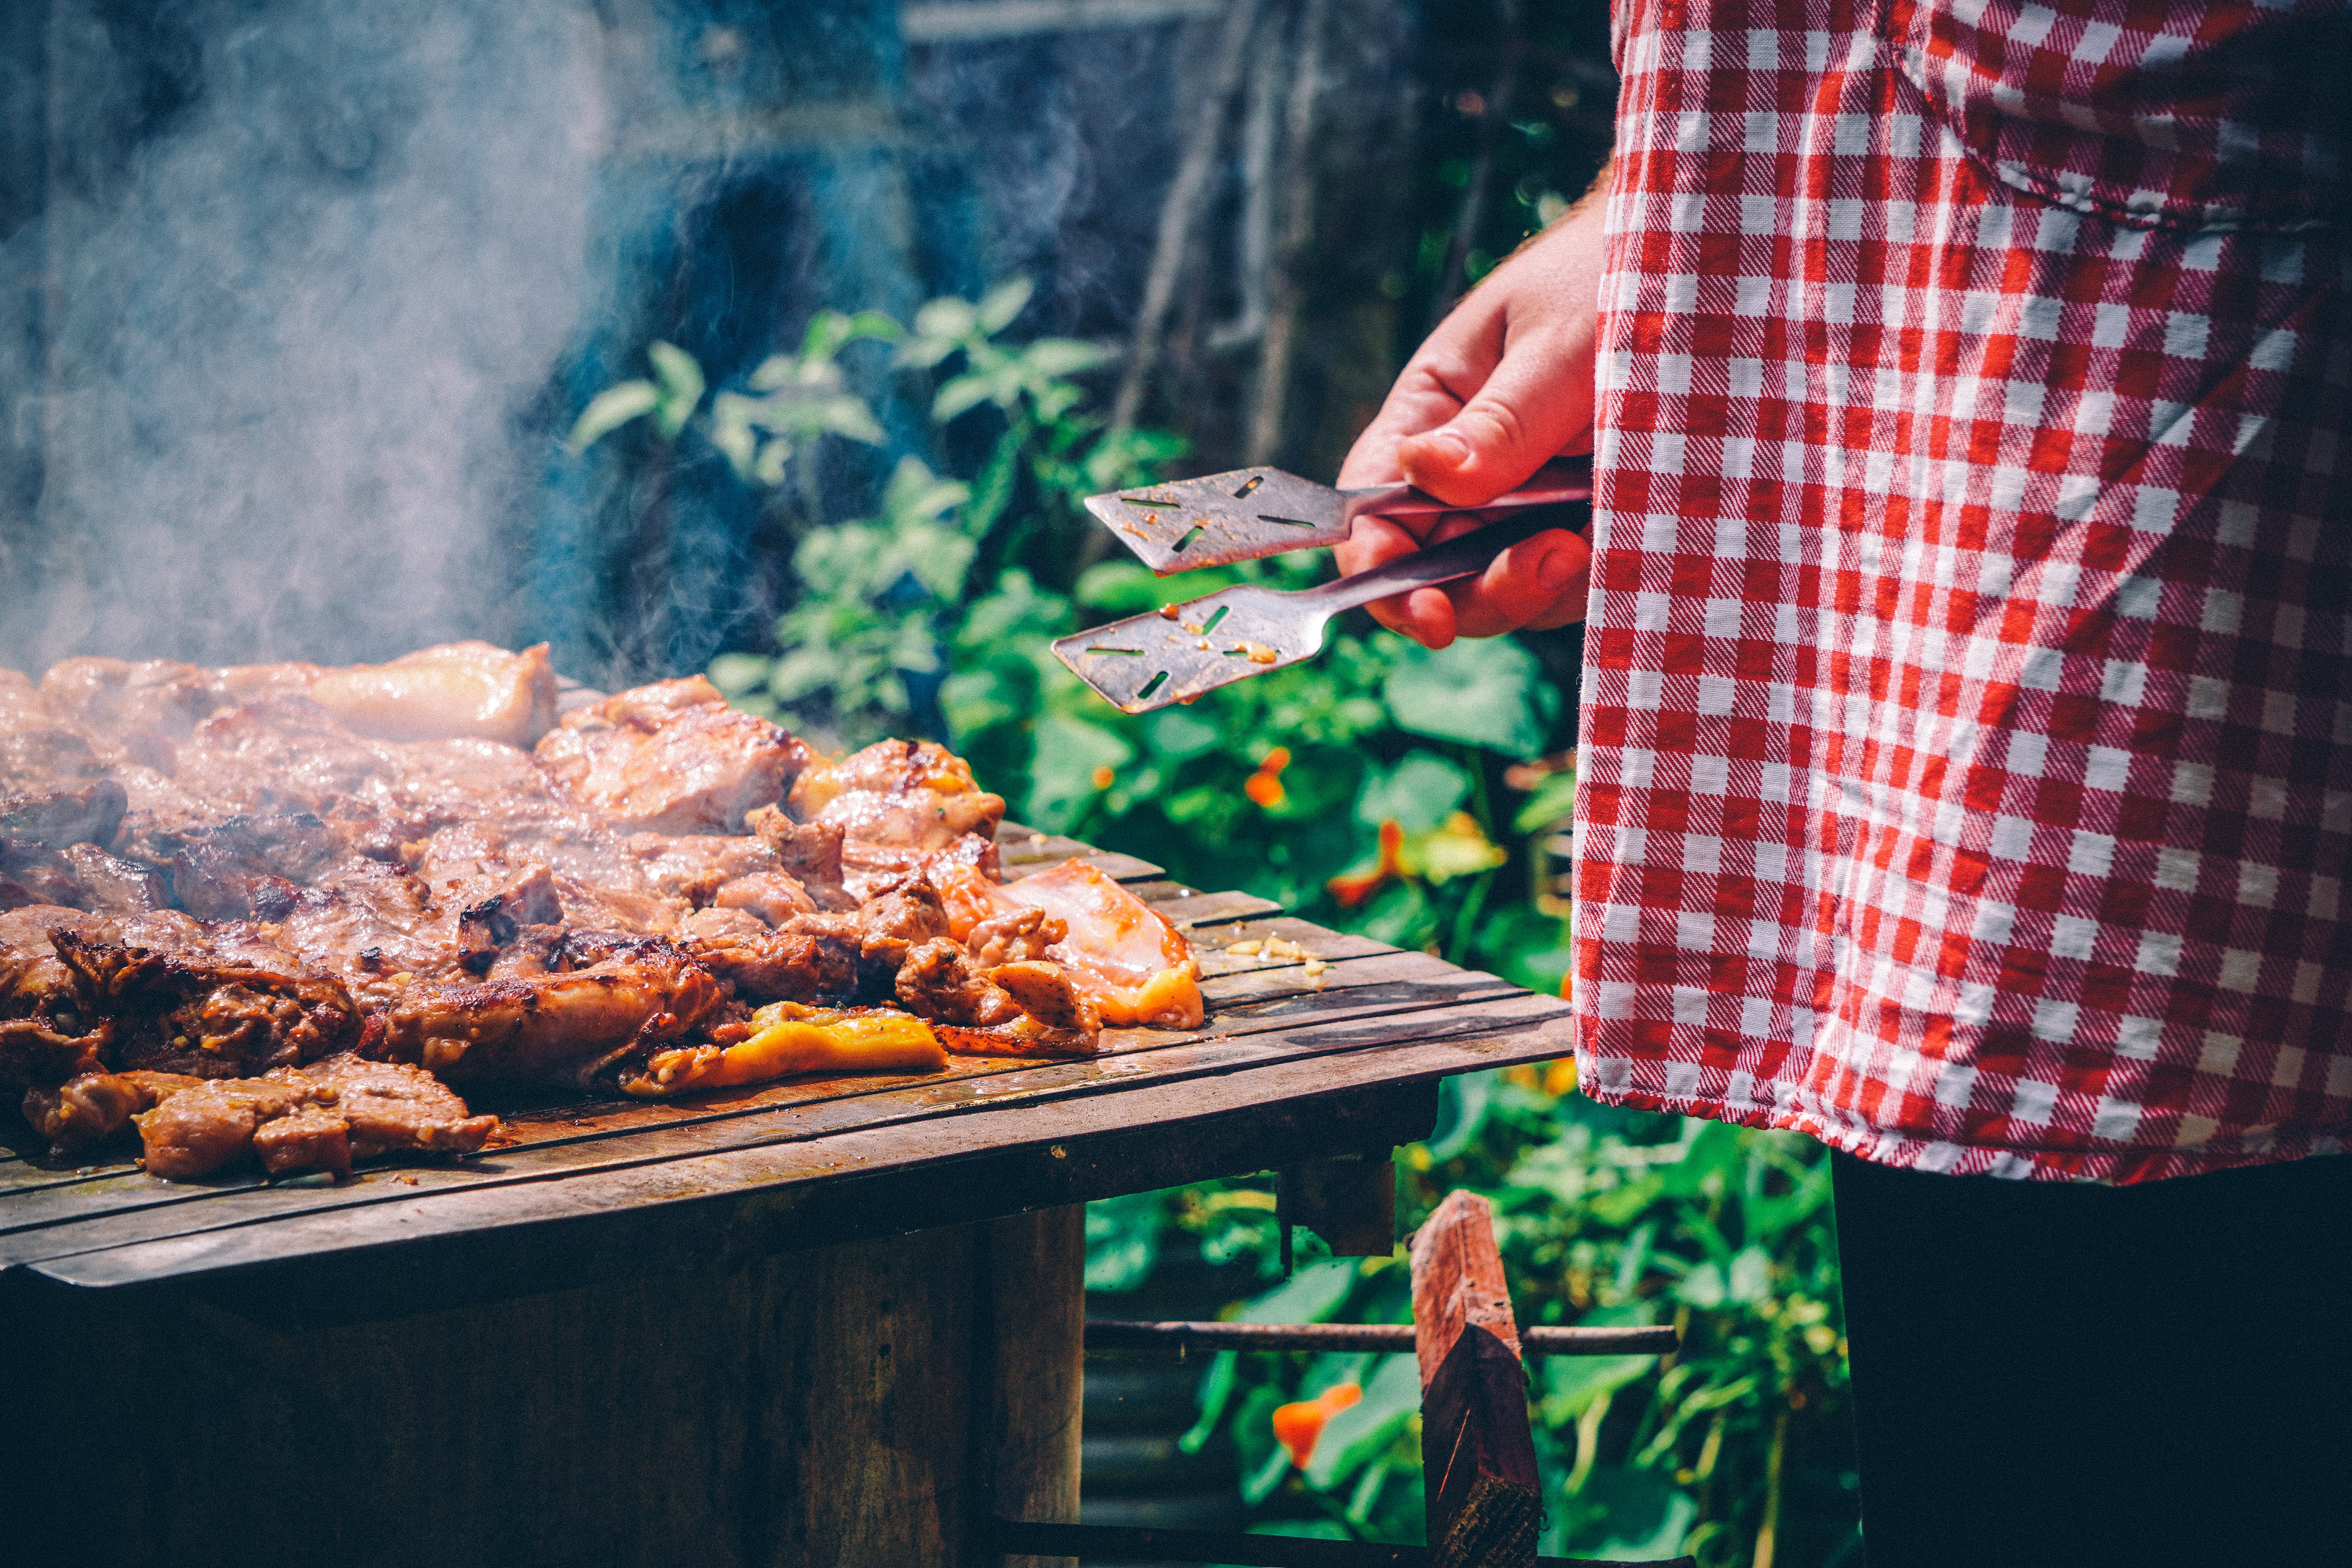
[1053,457,1592,713]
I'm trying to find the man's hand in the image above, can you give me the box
[1334,168,1609,647]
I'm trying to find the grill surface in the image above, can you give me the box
[0,822,1571,1315]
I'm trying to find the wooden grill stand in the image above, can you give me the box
[1016,1191,1697,1568]
[1,825,1587,1568]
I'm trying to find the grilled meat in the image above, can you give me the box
[785,740,1005,899]
[304,641,557,747]
[23,1068,203,1157]
[381,942,724,1086]
[535,677,810,833]
[0,642,1184,1140]
[52,922,361,1078]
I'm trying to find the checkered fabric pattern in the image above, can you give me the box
[1573,0,2351,1180]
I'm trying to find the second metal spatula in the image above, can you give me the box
[1088,457,1593,573]
[1053,510,1579,713]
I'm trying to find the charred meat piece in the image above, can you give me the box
[967,907,1065,968]
[682,927,858,1004]
[274,858,459,1007]
[250,1108,352,1178]
[167,814,342,922]
[303,641,558,747]
[23,1069,204,1157]
[1004,861,1205,1029]
[0,842,89,909]
[0,728,110,791]
[0,779,127,850]
[625,832,780,906]
[0,906,118,1086]
[59,844,171,913]
[303,1053,499,1158]
[712,870,816,926]
[53,924,361,1078]
[38,658,223,739]
[894,938,1022,1027]
[134,1069,322,1179]
[534,676,811,833]
[676,906,769,942]
[745,805,856,909]
[455,862,563,975]
[851,879,951,996]
[990,960,1102,1036]
[786,740,1005,900]
[381,944,724,1087]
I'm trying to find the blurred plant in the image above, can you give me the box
[1085,1080,1857,1567]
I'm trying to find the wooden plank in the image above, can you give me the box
[996,822,1161,883]
[1413,1191,1540,1568]
[31,1007,1567,1301]
[0,952,1513,1236]
[1146,888,1285,927]
[0,989,1560,1268]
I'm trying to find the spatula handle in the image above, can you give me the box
[1339,456,1594,523]
[1305,509,1584,614]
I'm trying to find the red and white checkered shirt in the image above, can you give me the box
[1573,0,2351,1181]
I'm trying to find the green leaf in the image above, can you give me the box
[1018,336,1109,379]
[1423,1069,1501,1163]
[1512,768,1579,833]
[1355,750,1470,834]
[1240,1257,1359,1325]
[646,341,706,435]
[914,295,979,341]
[1541,1305,1660,1422]
[1084,1191,1165,1291]
[1143,706,1222,762]
[706,653,774,697]
[820,395,887,445]
[1381,633,1560,755]
[932,372,995,423]
[1025,711,1133,829]
[565,380,660,451]
[1304,1354,1421,1489]
[976,275,1035,334]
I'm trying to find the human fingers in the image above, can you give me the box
[1443,525,1592,638]
[1332,512,1463,645]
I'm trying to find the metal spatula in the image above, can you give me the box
[1086,457,1593,573]
[1053,510,1581,713]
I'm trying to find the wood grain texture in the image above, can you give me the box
[1410,1190,1523,1383]
[1412,1191,1540,1568]
[0,1207,1084,1568]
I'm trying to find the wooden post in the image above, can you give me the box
[1410,1190,1539,1568]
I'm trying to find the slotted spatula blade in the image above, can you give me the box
[1085,457,1593,573]
[1053,510,1579,713]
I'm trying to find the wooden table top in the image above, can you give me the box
[0,824,1571,1317]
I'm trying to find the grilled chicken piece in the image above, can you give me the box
[967,907,1064,967]
[381,942,725,1086]
[24,1069,204,1156]
[785,740,1006,900]
[0,906,118,1086]
[126,1053,496,1180]
[274,858,466,1007]
[38,658,224,739]
[534,677,810,834]
[52,921,362,1078]
[745,805,857,909]
[894,940,1101,1056]
[624,832,782,906]
[58,845,171,913]
[0,780,127,850]
[712,870,816,926]
[682,926,858,1004]
[304,641,558,747]
[1003,861,1205,1029]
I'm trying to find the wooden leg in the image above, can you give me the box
[5,1207,1088,1568]
[1411,1189,1540,1568]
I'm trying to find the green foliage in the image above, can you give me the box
[1090,1083,1855,1566]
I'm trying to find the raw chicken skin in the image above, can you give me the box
[1002,861,1203,1029]
[305,641,558,747]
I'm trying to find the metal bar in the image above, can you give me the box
[1083,1320,1677,1356]
[901,0,1221,45]
[985,1519,1693,1567]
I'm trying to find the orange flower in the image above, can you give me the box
[1327,819,1406,908]
[1090,765,1116,791]
[1243,746,1290,810]
[1271,1381,1362,1469]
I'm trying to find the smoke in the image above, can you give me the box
[0,0,602,674]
